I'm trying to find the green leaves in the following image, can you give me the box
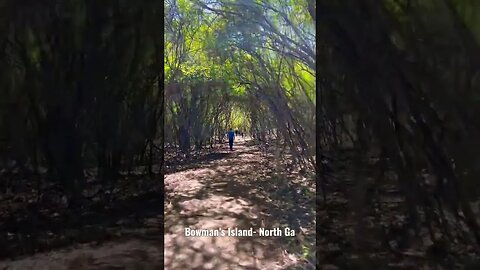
[165,0,315,155]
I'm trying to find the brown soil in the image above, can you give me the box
[164,138,315,269]
[0,138,315,269]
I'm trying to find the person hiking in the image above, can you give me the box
[227,128,235,151]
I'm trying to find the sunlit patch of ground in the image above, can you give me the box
[164,168,210,197]
[0,139,313,269]
[164,139,315,270]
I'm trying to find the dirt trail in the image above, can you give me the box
[0,138,314,270]
[164,138,314,270]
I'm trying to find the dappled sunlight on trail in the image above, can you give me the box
[164,139,315,270]
[0,139,314,270]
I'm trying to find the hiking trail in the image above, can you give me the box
[0,138,314,270]
[164,137,315,269]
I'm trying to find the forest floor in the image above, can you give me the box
[164,137,316,269]
[0,138,315,269]
[0,164,166,267]
[318,150,480,270]
[2,138,479,269]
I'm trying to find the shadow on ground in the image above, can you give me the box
[0,175,164,261]
[164,140,315,269]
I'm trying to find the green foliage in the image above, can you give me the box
[165,0,316,159]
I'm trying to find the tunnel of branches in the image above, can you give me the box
[0,0,479,267]
[164,74,315,166]
[163,0,315,172]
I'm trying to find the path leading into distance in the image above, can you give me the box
[0,138,313,270]
[164,138,313,270]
